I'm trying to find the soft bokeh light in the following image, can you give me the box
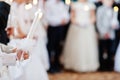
[84,5,89,11]
[33,0,38,5]
[9,0,13,2]
[25,3,33,10]
[65,0,71,5]
[114,6,119,12]
[37,9,43,19]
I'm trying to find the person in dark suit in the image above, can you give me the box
[0,1,10,44]
[95,0,120,55]
[96,0,119,71]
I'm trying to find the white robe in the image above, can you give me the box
[7,2,49,80]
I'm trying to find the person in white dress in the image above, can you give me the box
[38,0,48,28]
[35,0,50,71]
[61,0,99,72]
[8,0,49,70]
[6,0,49,80]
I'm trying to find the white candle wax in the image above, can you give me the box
[27,9,43,39]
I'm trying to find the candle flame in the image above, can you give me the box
[9,0,13,2]
[65,0,71,5]
[35,9,43,19]
[33,0,38,5]
[114,6,119,12]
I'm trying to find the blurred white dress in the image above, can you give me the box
[114,42,120,72]
[62,2,99,72]
[8,2,49,70]
[7,2,49,80]
[8,39,49,80]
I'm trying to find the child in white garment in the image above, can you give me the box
[0,43,29,80]
[6,0,49,80]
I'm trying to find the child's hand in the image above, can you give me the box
[23,52,29,60]
[104,33,110,39]
[17,50,29,60]
[12,48,17,53]
[61,19,67,25]
[6,27,14,37]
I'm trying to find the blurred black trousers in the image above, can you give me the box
[99,39,114,70]
[47,25,65,69]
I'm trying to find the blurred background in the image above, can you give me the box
[0,0,120,80]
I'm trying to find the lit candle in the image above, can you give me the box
[114,6,119,18]
[65,0,71,6]
[33,0,38,5]
[112,6,119,29]
[27,9,43,39]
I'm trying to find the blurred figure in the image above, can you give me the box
[45,0,70,73]
[114,0,120,73]
[115,38,120,72]
[97,0,118,71]
[61,0,99,72]
[8,0,49,71]
[7,0,49,80]
[0,0,10,44]
[113,2,120,53]
[33,0,50,71]
[38,0,48,29]
[95,0,120,54]
[0,43,29,80]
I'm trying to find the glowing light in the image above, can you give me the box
[9,0,13,2]
[35,9,43,19]
[114,6,119,12]
[27,9,43,39]
[65,0,71,5]
[33,0,38,5]
[84,5,89,11]
[25,3,33,10]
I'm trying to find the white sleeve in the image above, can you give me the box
[62,4,70,22]
[0,43,14,53]
[96,8,106,36]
